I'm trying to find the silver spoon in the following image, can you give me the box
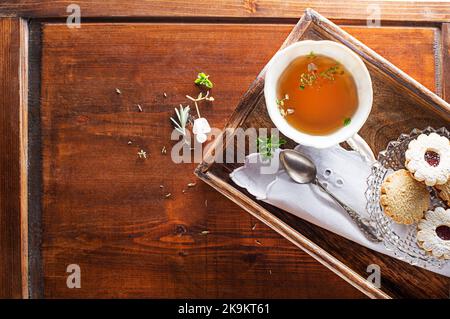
[279,149,381,242]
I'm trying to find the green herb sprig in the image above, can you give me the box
[257,135,287,159]
[194,72,213,89]
[319,65,341,80]
[299,63,342,90]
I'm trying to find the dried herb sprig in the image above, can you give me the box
[299,63,342,90]
[257,135,287,159]
[276,94,294,117]
[170,104,191,136]
[319,65,341,80]
[186,91,214,118]
[276,94,289,107]
[194,72,214,89]
[137,149,147,159]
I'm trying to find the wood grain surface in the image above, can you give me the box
[0,0,449,22]
[36,21,444,298]
[0,17,28,299]
[38,23,364,298]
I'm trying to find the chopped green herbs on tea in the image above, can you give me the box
[277,54,358,135]
[343,117,352,126]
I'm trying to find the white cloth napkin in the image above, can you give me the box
[230,144,450,277]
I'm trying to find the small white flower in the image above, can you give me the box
[193,117,211,143]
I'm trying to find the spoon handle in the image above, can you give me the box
[314,179,381,242]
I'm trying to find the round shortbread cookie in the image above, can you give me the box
[404,133,450,186]
[417,207,450,260]
[380,169,430,224]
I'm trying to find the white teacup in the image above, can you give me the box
[264,40,375,160]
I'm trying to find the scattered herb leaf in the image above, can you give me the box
[137,149,147,159]
[194,72,213,89]
[343,117,352,126]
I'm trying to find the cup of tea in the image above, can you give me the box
[264,40,374,160]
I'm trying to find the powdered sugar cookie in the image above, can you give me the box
[417,207,450,259]
[380,169,430,224]
[405,133,450,186]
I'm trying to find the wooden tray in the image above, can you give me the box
[195,9,450,299]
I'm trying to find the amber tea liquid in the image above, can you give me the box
[276,54,358,135]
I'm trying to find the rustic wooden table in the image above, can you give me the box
[0,1,449,299]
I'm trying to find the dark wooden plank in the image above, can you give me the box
[196,11,449,298]
[0,0,449,22]
[443,23,450,102]
[39,22,366,298]
[27,20,44,299]
[0,17,28,299]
